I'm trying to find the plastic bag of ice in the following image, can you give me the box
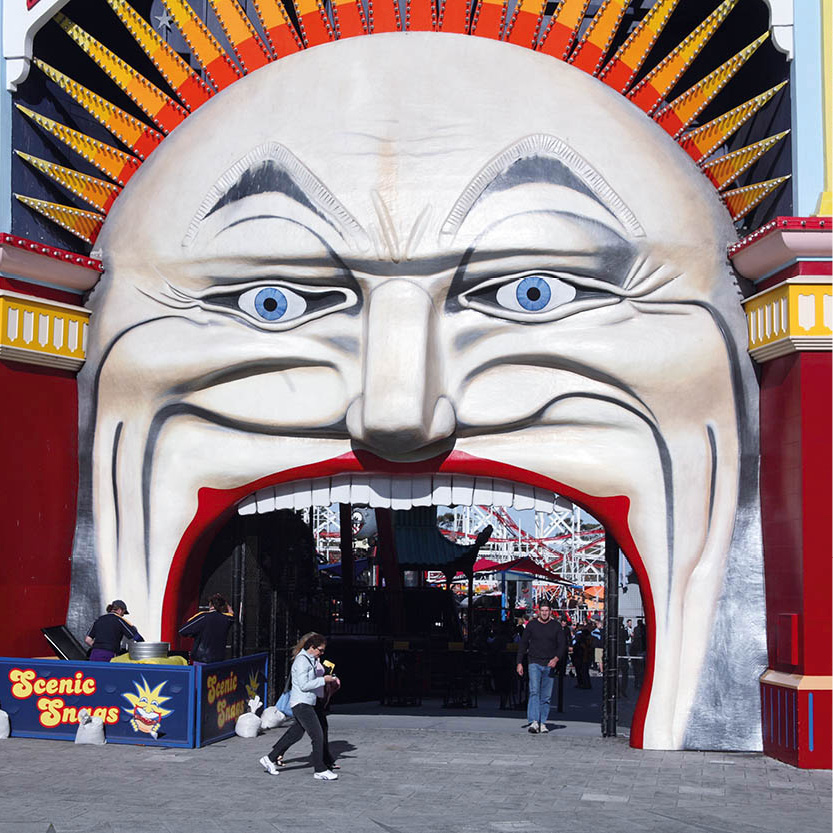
[75,709,106,745]
[235,696,263,738]
[260,706,286,729]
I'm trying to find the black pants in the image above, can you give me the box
[268,702,333,773]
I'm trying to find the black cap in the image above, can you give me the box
[111,599,129,614]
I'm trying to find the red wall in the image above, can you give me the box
[0,278,80,657]
[760,351,832,674]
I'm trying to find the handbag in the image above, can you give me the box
[275,690,293,718]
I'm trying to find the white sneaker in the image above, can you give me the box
[527,721,539,733]
[259,755,280,775]
[314,769,339,780]
[539,724,549,733]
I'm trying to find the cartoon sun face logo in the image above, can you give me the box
[245,670,260,701]
[122,677,174,739]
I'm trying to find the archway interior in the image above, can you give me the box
[191,492,648,726]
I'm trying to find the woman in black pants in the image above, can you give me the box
[259,632,341,780]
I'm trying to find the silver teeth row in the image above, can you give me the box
[237,475,560,515]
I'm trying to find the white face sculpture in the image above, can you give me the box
[68,34,765,750]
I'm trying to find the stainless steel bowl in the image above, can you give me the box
[128,640,170,660]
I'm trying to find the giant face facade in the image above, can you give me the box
[66,34,765,751]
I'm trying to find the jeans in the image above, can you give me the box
[526,663,555,726]
[268,702,334,773]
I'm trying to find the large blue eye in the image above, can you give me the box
[493,274,575,314]
[515,275,551,311]
[254,287,287,321]
[238,285,307,323]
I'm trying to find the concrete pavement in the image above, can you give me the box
[0,692,829,833]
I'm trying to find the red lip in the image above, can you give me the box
[161,448,654,746]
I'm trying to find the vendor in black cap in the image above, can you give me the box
[85,600,144,662]
[179,594,236,664]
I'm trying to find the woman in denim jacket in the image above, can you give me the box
[259,632,341,780]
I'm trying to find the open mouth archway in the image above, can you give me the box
[62,33,767,753]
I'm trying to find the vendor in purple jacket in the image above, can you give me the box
[515,601,567,734]
[85,600,143,662]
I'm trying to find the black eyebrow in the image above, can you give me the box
[183,142,367,248]
[441,134,644,240]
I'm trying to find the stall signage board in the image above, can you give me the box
[0,657,195,747]
[195,653,268,747]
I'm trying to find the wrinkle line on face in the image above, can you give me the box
[111,421,123,552]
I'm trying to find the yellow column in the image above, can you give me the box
[817,0,832,215]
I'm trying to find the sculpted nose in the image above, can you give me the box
[346,279,455,456]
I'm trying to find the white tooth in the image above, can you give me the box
[411,475,433,506]
[293,479,313,510]
[369,475,391,508]
[391,478,412,510]
[238,494,257,516]
[274,482,294,509]
[534,489,555,514]
[452,475,475,507]
[492,479,514,507]
[311,478,331,507]
[330,474,351,504]
[513,483,535,510]
[256,487,276,513]
[432,474,452,506]
[351,476,370,505]
[472,478,493,506]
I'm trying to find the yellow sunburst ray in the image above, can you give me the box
[678,81,787,163]
[34,60,163,161]
[55,13,188,134]
[15,194,104,244]
[16,104,141,186]
[654,33,769,138]
[249,0,305,55]
[162,0,243,90]
[504,0,548,48]
[105,0,214,110]
[702,131,790,191]
[722,175,790,222]
[208,0,272,72]
[628,0,739,115]
[598,0,680,92]
[567,0,628,76]
[536,0,591,60]
[16,151,121,213]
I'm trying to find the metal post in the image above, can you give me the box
[602,530,619,737]
[466,571,474,645]
[339,503,354,623]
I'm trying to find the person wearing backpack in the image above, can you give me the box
[259,632,341,780]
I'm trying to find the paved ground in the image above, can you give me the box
[1,689,830,833]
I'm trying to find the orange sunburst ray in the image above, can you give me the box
[105,0,213,110]
[406,0,437,31]
[628,0,739,115]
[368,0,403,33]
[208,0,272,71]
[702,131,789,191]
[162,0,243,90]
[722,175,790,221]
[15,194,105,244]
[504,0,547,48]
[250,0,305,55]
[469,0,507,39]
[55,13,188,134]
[16,152,121,213]
[16,105,141,187]
[678,81,787,163]
[437,0,471,32]
[567,0,628,76]
[34,60,163,161]
[536,0,591,60]
[654,33,768,138]
[331,0,370,38]
[598,0,680,92]
[287,0,335,45]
